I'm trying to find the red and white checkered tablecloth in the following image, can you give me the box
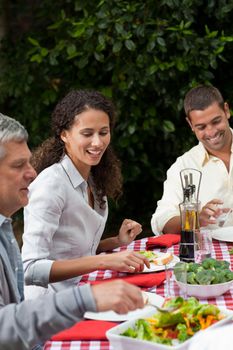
[43,237,233,350]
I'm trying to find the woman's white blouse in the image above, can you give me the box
[22,155,108,294]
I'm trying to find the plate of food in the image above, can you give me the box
[174,258,233,298]
[140,251,180,273]
[84,292,164,322]
[211,226,233,242]
[107,296,233,350]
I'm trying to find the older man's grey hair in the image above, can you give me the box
[0,113,28,159]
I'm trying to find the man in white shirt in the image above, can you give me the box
[0,113,144,350]
[151,85,233,235]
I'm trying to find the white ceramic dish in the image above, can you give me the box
[174,277,233,298]
[211,227,233,242]
[84,292,164,321]
[107,307,233,350]
[142,253,180,273]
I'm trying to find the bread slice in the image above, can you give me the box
[153,252,173,266]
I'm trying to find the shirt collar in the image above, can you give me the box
[0,214,12,228]
[60,154,87,189]
[198,142,210,166]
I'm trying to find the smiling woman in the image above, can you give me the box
[21,90,147,300]
[60,108,111,181]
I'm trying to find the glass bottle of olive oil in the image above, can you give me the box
[179,186,200,262]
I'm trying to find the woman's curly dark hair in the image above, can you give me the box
[31,90,122,207]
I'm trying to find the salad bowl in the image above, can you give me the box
[173,259,233,298]
[174,278,233,298]
[106,297,233,350]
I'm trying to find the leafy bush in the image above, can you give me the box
[1,0,233,233]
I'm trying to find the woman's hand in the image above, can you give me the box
[99,250,150,273]
[117,218,142,246]
[97,219,142,253]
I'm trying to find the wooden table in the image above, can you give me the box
[43,237,233,350]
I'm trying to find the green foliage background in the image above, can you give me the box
[1,0,233,235]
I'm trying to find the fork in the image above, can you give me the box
[146,302,178,313]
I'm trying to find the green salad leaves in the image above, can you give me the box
[121,297,223,346]
[139,250,158,261]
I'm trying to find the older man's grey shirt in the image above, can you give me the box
[0,214,97,350]
[0,216,24,300]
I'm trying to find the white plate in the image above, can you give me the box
[211,226,233,242]
[107,306,233,350]
[142,253,180,273]
[84,292,164,322]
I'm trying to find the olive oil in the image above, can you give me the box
[179,187,199,263]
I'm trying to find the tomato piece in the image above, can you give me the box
[166,329,179,339]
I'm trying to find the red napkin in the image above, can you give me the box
[51,320,118,341]
[90,271,166,288]
[146,234,180,250]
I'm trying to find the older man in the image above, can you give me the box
[151,85,233,235]
[0,113,144,350]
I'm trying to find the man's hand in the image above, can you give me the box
[91,280,144,314]
[199,199,223,226]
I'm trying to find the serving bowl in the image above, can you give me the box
[106,306,233,350]
[174,277,233,298]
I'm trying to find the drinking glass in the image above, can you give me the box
[195,228,212,263]
[174,261,187,299]
[216,206,232,227]
[164,262,173,298]
[160,247,174,298]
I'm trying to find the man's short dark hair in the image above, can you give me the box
[184,85,225,119]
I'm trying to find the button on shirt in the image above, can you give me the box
[0,215,24,301]
[22,154,108,293]
[151,133,233,234]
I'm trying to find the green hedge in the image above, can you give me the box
[1,0,233,234]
